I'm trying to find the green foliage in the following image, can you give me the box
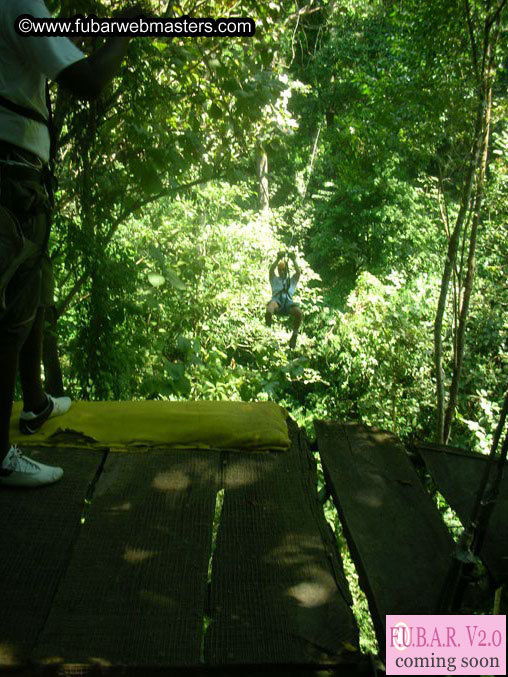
[35,0,508,646]
[41,0,505,452]
[52,177,503,457]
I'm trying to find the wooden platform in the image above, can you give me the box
[415,442,508,584]
[3,417,503,674]
[315,422,455,652]
[0,421,365,675]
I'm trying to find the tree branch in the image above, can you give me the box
[443,15,498,442]
[434,101,484,442]
[486,0,508,30]
[465,0,480,82]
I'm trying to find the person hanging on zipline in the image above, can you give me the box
[265,251,303,349]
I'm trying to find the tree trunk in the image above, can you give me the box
[443,19,497,442]
[433,110,482,442]
[42,305,65,396]
[433,4,503,443]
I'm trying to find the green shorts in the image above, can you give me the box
[271,295,298,316]
[0,142,54,349]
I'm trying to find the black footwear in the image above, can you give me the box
[288,333,298,349]
[265,310,272,326]
[19,396,54,434]
[20,394,72,434]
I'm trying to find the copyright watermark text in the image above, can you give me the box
[16,14,255,38]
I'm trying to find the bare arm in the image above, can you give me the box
[268,261,277,282]
[56,36,131,100]
[269,251,284,282]
[290,253,301,282]
[55,5,145,99]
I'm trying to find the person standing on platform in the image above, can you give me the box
[0,0,141,487]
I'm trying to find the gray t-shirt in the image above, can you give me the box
[0,0,84,162]
[270,273,299,303]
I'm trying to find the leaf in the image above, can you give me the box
[147,147,170,170]
[221,78,238,94]
[177,335,192,354]
[154,40,169,52]
[209,103,223,120]
[166,267,187,290]
[147,245,186,290]
[147,243,166,265]
[130,157,164,195]
[147,273,165,288]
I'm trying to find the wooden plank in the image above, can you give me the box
[33,450,221,666]
[0,448,104,667]
[205,421,359,665]
[416,444,508,583]
[4,662,376,676]
[315,422,455,650]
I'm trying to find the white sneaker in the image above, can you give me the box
[0,446,63,488]
[20,394,72,434]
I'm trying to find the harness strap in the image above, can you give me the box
[0,84,56,174]
[0,161,43,183]
[0,146,54,321]
[0,94,49,127]
[0,83,57,322]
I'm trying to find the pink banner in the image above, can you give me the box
[386,614,506,675]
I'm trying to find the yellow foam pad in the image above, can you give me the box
[10,400,290,452]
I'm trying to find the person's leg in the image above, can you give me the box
[0,146,63,485]
[0,342,19,465]
[17,303,71,434]
[17,263,71,432]
[0,320,64,486]
[0,317,64,487]
[265,300,280,326]
[289,306,302,333]
[19,307,47,414]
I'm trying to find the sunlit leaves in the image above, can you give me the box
[148,272,165,287]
